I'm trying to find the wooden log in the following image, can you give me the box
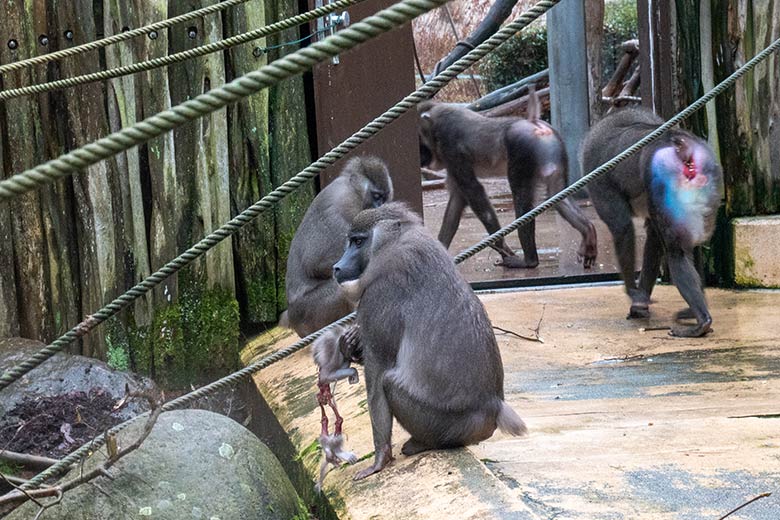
[224,0,277,325]
[132,0,182,313]
[265,0,314,319]
[601,42,639,99]
[584,0,605,121]
[1,0,55,343]
[103,0,153,329]
[167,0,234,293]
[468,69,549,112]
[0,450,59,471]
[51,0,131,359]
[482,87,551,118]
[0,99,20,338]
[712,0,780,217]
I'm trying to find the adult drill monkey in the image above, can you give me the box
[418,86,597,269]
[333,202,527,480]
[281,156,393,337]
[581,108,722,337]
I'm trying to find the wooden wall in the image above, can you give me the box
[0,0,313,384]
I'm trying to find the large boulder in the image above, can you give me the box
[0,337,156,420]
[7,409,306,520]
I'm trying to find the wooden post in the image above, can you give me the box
[584,0,605,121]
[636,0,675,118]
[265,0,315,317]
[225,0,277,325]
[547,0,591,183]
[103,0,154,329]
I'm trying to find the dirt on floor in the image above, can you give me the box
[0,389,125,460]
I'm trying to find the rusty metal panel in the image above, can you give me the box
[309,0,422,214]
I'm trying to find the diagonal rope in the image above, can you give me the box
[13,0,562,489]
[0,0,559,393]
[0,0,450,203]
[0,0,364,101]
[18,21,780,497]
[0,0,252,74]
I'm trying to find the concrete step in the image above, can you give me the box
[243,327,538,519]
[244,285,780,519]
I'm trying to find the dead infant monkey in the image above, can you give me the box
[312,325,361,491]
[334,202,527,480]
[418,86,597,269]
[581,108,722,337]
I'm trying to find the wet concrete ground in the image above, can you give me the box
[423,178,648,284]
[476,285,780,519]
[247,283,780,518]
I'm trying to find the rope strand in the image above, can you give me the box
[0,0,447,203]
[0,0,252,74]
[0,0,362,100]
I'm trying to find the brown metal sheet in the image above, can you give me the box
[309,0,422,213]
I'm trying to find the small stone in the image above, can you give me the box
[172,422,185,431]
[219,443,235,459]
[139,506,152,516]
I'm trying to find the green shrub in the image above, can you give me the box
[480,0,638,92]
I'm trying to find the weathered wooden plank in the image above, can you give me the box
[265,0,314,315]
[0,100,20,338]
[103,0,153,330]
[637,0,676,118]
[584,0,605,121]
[0,0,54,342]
[224,0,278,325]
[132,0,181,318]
[712,0,780,217]
[167,0,234,292]
[51,0,130,359]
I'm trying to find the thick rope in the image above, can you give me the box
[0,0,559,393]
[454,35,780,265]
[20,20,780,497]
[0,0,449,203]
[0,0,364,101]
[0,0,252,74]
[15,0,561,488]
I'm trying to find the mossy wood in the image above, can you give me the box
[0,0,313,385]
[672,0,780,283]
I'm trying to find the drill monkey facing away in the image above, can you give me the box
[418,85,598,269]
[581,108,722,337]
[333,202,527,480]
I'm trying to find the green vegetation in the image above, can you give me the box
[106,276,240,388]
[481,0,638,92]
[105,333,130,371]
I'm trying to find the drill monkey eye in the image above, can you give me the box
[351,236,365,247]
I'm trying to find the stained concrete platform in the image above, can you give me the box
[245,285,780,519]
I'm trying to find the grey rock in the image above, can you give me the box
[0,337,156,420]
[7,409,306,520]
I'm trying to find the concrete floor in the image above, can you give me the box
[246,285,780,519]
[423,178,648,284]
